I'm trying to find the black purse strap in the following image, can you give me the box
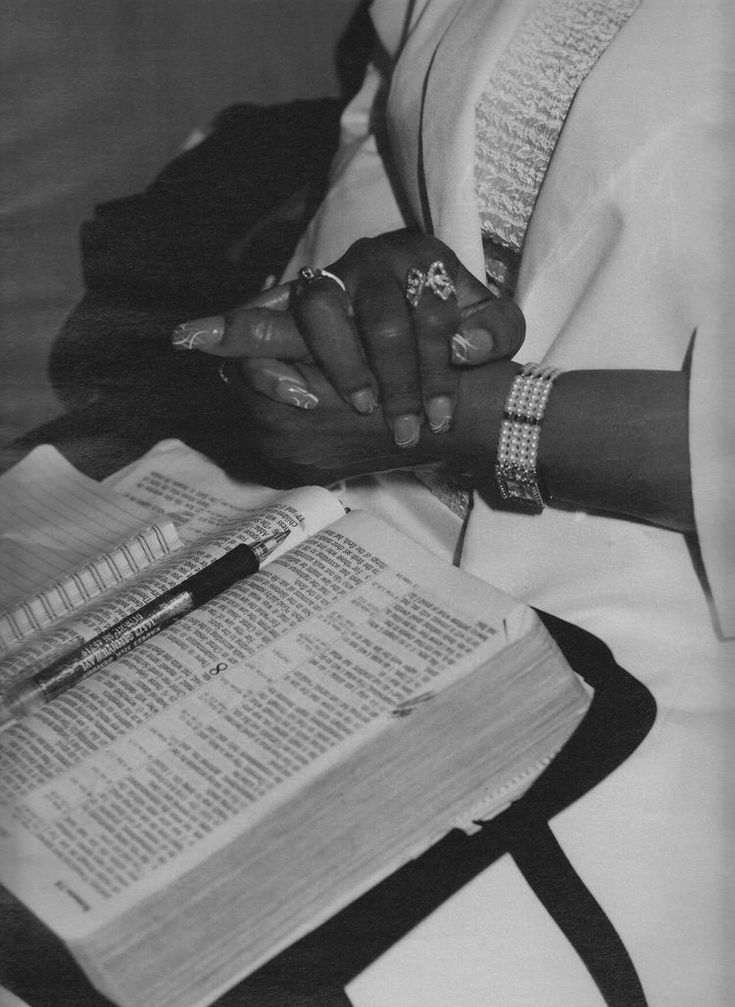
[287,813,649,1007]
[295,826,649,1007]
[505,812,648,1007]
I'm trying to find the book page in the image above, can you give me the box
[0,482,345,690]
[0,445,181,652]
[103,439,307,545]
[0,511,536,939]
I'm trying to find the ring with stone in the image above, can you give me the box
[297,266,347,295]
[405,260,455,308]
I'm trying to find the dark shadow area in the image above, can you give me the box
[1,4,376,483]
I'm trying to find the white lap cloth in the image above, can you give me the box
[282,0,735,1002]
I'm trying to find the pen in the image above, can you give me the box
[0,530,289,729]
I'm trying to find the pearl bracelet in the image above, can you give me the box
[494,363,562,512]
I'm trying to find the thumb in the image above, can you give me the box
[452,297,526,365]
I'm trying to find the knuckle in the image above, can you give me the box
[351,236,377,257]
[342,370,375,394]
[341,236,378,272]
[296,285,335,315]
[222,308,248,348]
[420,367,456,399]
[420,354,454,382]
[321,352,373,395]
[380,377,422,415]
[225,307,282,354]
[383,400,422,423]
[371,320,410,346]
[384,374,420,397]
[325,364,371,395]
[296,281,351,329]
[427,235,456,263]
[417,308,457,342]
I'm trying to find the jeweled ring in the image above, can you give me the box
[405,260,455,308]
[297,266,347,294]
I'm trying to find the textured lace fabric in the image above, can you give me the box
[421,0,642,520]
[475,0,641,291]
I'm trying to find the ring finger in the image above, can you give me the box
[290,269,380,416]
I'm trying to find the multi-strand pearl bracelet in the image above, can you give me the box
[494,363,562,512]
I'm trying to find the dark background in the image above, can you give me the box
[0,0,358,448]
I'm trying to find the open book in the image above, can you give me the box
[0,442,591,1007]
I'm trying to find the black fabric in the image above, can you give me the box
[81,98,344,312]
[44,97,348,488]
[49,98,345,417]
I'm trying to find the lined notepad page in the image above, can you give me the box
[0,445,181,652]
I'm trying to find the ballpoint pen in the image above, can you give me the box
[0,529,289,729]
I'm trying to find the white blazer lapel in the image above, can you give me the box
[419,0,539,279]
[386,0,463,231]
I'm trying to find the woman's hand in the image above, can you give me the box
[171,230,524,447]
[172,275,695,532]
[242,362,694,534]
[225,356,519,488]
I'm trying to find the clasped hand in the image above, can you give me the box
[172,230,525,481]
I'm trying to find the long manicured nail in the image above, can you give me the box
[172,316,226,351]
[426,395,453,434]
[275,378,319,410]
[451,328,495,364]
[350,387,377,415]
[393,413,421,448]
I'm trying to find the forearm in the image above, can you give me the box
[452,365,694,534]
[541,370,693,532]
[217,353,694,535]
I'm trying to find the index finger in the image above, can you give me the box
[171,297,308,360]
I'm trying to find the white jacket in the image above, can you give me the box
[285,1,734,1002]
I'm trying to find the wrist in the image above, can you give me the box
[439,359,521,471]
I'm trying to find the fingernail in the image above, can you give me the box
[350,387,377,415]
[426,395,453,434]
[172,316,226,351]
[393,413,421,448]
[275,378,319,410]
[451,328,495,364]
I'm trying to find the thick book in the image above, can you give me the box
[0,443,591,1007]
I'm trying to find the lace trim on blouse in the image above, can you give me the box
[474,0,641,292]
[421,0,642,521]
